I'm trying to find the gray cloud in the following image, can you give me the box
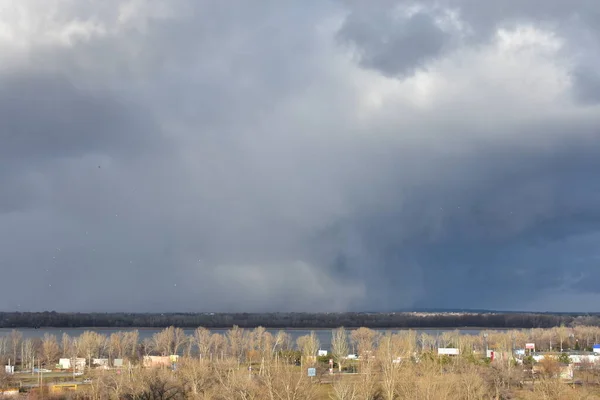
[337,5,454,76]
[338,0,600,104]
[0,72,159,161]
[1,0,600,312]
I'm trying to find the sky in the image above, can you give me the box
[1,0,600,313]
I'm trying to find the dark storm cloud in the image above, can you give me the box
[1,0,600,312]
[0,72,160,161]
[572,66,600,104]
[337,5,452,76]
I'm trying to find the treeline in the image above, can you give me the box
[4,325,600,369]
[1,311,600,329]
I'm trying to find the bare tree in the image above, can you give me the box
[41,333,60,366]
[153,327,169,356]
[377,333,403,400]
[172,328,188,356]
[61,333,73,358]
[141,337,154,358]
[533,376,569,400]
[260,360,318,400]
[227,325,245,365]
[8,330,22,367]
[556,324,570,352]
[331,378,359,400]
[296,332,319,368]
[397,330,417,360]
[440,330,458,349]
[176,358,216,398]
[272,330,292,364]
[247,326,267,365]
[350,328,378,359]
[355,358,378,400]
[332,327,349,372]
[248,327,273,375]
[210,333,226,361]
[541,329,557,352]
[194,327,212,360]
[184,337,194,358]
[0,336,7,365]
[485,362,524,399]
[418,333,436,353]
[108,332,125,361]
[123,330,139,360]
[77,331,106,368]
[152,326,188,356]
[0,369,15,390]
[20,339,35,372]
[131,367,186,400]
[215,359,261,400]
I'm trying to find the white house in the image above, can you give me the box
[92,358,109,368]
[532,352,600,364]
[438,348,460,356]
[74,358,86,371]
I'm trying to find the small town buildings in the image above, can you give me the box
[92,358,109,368]
[0,388,19,397]
[50,384,78,394]
[438,348,460,356]
[143,355,179,368]
[74,358,86,371]
[531,351,600,365]
[58,358,71,369]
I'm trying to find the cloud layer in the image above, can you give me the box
[1,0,600,312]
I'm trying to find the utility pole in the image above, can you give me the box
[38,360,44,400]
[483,333,488,355]
[511,334,515,354]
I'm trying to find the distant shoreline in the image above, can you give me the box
[0,311,598,329]
[0,326,514,331]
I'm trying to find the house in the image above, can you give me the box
[565,352,600,365]
[58,357,85,370]
[561,364,574,380]
[532,352,600,365]
[92,358,109,368]
[58,358,71,369]
[74,358,86,371]
[143,356,172,368]
[532,363,573,380]
[50,384,78,394]
[438,348,460,356]
[0,388,19,397]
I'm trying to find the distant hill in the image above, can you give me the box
[389,308,600,315]
[1,311,600,329]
